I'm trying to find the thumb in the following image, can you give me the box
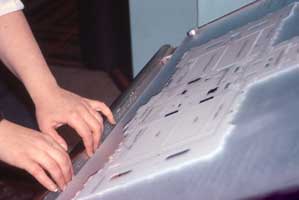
[43,128,68,151]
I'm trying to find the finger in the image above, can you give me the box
[41,126,68,151]
[81,103,104,150]
[67,113,94,157]
[31,150,66,190]
[43,135,74,176]
[82,101,104,125]
[46,144,73,183]
[24,161,58,192]
[85,99,116,124]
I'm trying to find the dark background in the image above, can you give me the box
[24,0,133,81]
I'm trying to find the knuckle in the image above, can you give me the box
[96,101,105,108]
[58,154,70,167]
[93,123,101,132]
[102,104,109,111]
[100,102,106,107]
[83,99,90,106]
[49,165,62,179]
[76,104,85,111]
[46,161,58,172]
[70,110,79,119]
[30,165,43,177]
[39,123,48,131]
[83,137,93,149]
[43,134,53,142]
[80,128,92,137]
[35,137,47,148]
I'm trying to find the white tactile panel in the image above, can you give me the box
[76,3,299,199]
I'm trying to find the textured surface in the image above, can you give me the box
[57,1,299,200]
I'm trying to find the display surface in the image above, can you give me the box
[48,1,299,200]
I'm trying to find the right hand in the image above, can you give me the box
[0,120,73,192]
[35,87,116,157]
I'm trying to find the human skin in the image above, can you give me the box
[0,10,116,191]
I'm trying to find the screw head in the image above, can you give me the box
[187,29,197,37]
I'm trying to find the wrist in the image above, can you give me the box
[24,75,60,106]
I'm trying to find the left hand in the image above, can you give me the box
[35,87,116,157]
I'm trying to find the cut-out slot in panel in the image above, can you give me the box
[193,116,199,123]
[110,170,132,180]
[224,83,231,90]
[181,90,188,95]
[200,96,214,104]
[207,87,218,95]
[234,66,240,73]
[164,110,179,117]
[264,63,271,68]
[166,149,190,160]
[188,77,201,85]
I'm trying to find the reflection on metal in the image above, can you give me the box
[49,1,299,199]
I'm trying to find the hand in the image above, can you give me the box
[35,87,116,157]
[0,120,73,192]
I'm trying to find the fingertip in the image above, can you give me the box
[94,139,100,151]
[52,186,59,193]
[109,116,116,125]
[46,180,58,192]
[47,129,68,151]
[56,138,68,151]
[93,139,98,151]
[60,142,68,151]
[86,148,94,158]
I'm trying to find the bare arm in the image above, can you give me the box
[0,11,115,155]
[0,10,57,103]
[0,10,74,192]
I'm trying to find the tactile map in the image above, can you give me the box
[65,2,299,200]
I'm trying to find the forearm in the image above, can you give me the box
[0,10,58,104]
[0,10,116,157]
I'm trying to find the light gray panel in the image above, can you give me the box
[50,1,299,200]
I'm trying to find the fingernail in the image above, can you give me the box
[61,143,68,151]
[88,151,93,158]
[63,186,66,191]
[52,186,59,192]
